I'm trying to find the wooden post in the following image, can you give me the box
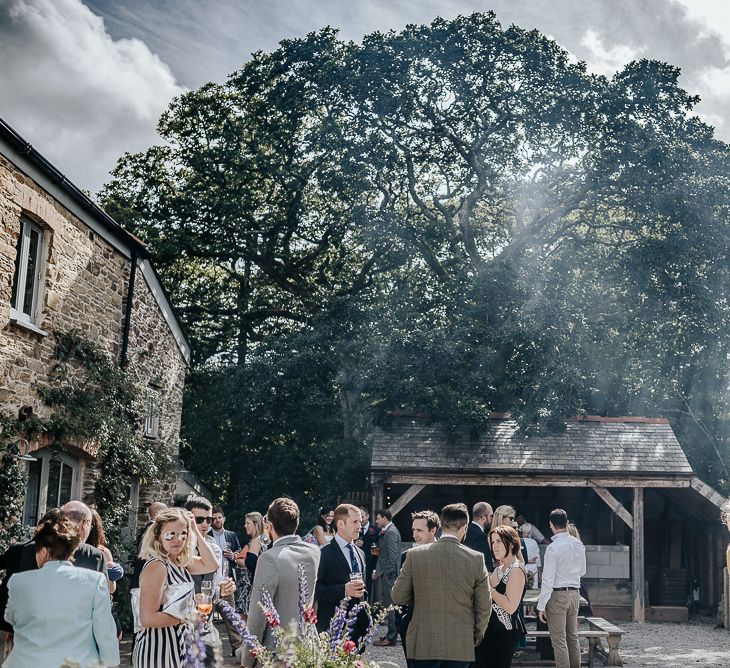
[723,568,730,631]
[632,487,645,623]
[372,483,384,513]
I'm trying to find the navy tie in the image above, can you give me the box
[347,543,361,573]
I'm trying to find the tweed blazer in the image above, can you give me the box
[242,535,320,667]
[392,536,491,662]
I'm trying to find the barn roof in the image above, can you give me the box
[370,415,694,477]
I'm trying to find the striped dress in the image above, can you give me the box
[132,558,193,668]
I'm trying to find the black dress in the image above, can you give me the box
[478,561,526,668]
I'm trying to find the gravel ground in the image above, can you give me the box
[365,617,730,668]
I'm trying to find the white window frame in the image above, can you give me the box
[10,216,46,327]
[144,388,160,439]
[22,449,80,526]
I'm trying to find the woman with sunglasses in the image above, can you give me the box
[133,507,219,668]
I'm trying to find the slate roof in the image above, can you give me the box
[370,415,694,476]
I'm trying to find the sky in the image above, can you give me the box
[1,0,729,193]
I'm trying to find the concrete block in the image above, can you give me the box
[597,564,630,579]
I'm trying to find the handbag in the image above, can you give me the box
[131,581,194,633]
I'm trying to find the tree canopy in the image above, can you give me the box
[101,12,730,518]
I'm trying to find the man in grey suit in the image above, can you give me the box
[238,497,319,667]
[373,508,401,647]
[392,503,491,668]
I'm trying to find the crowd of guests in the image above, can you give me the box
[0,495,588,668]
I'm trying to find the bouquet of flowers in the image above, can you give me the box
[217,564,398,668]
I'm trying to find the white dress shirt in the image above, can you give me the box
[536,532,586,611]
[334,533,364,573]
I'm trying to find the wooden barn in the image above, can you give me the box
[370,414,728,622]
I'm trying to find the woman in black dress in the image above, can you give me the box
[482,525,527,668]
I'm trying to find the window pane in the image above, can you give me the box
[22,226,41,317]
[47,458,61,507]
[23,459,43,525]
[59,463,73,505]
[10,226,26,311]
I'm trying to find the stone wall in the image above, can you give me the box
[0,151,187,528]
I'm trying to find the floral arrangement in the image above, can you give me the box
[217,564,399,668]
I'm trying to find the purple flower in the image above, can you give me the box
[182,615,207,668]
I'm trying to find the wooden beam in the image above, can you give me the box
[382,473,692,488]
[632,487,645,623]
[388,484,426,518]
[690,476,726,509]
[591,485,634,530]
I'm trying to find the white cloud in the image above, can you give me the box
[0,0,186,192]
[579,28,646,77]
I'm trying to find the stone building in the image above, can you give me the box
[0,117,190,535]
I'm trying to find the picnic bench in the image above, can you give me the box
[521,629,609,667]
[585,617,625,666]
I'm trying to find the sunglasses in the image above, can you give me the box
[162,530,189,541]
[195,516,213,524]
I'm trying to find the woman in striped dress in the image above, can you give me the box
[133,507,219,667]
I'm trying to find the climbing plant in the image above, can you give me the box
[0,331,174,555]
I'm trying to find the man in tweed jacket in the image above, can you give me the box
[392,503,491,666]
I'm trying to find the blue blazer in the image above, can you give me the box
[4,560,119,668]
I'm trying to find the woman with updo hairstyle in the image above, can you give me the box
[133,506,219,668]
[3,509,120,668]
[480,525,527,668]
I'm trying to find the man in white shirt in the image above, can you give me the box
[520,523,541,585]
[537,509,586,668]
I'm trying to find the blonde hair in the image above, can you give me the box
[491,505,516,530]
[245,512,265,536]
[139,507,197,567]
[567,522,581,541]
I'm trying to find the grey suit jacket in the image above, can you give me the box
[392,537,491,662]
[375,523,401,578]
[241,535,320,667]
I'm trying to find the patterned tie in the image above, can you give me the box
[346,542,361,573]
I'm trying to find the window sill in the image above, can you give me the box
[9,310,49,337]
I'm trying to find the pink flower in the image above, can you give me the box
[354,660,365,667]
[343,640,357,654]
[263,610,281,628]
[303,607,317,624]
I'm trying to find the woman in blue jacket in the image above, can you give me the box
[3,509,119,668]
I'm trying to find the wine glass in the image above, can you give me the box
[259,533,271,548]
[196,593,213,616]
[201,580,214,598]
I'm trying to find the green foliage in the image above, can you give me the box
[1,332,173,555]
[0,412,31,553]
[101,12,730,507]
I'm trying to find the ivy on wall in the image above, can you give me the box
[0,331,175,555]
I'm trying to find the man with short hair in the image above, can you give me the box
[148,501,168,521]
[210,507,241,576]
[315,503,369,644]
[517,514,548,544]
[185,497,229,663]
[398,510,440,659]
[240,497,319,667]
[358,506,378,602]
[537,509,586,668]
[392,503,491,667]
[373,508,402,647]
[464,501,493,571]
